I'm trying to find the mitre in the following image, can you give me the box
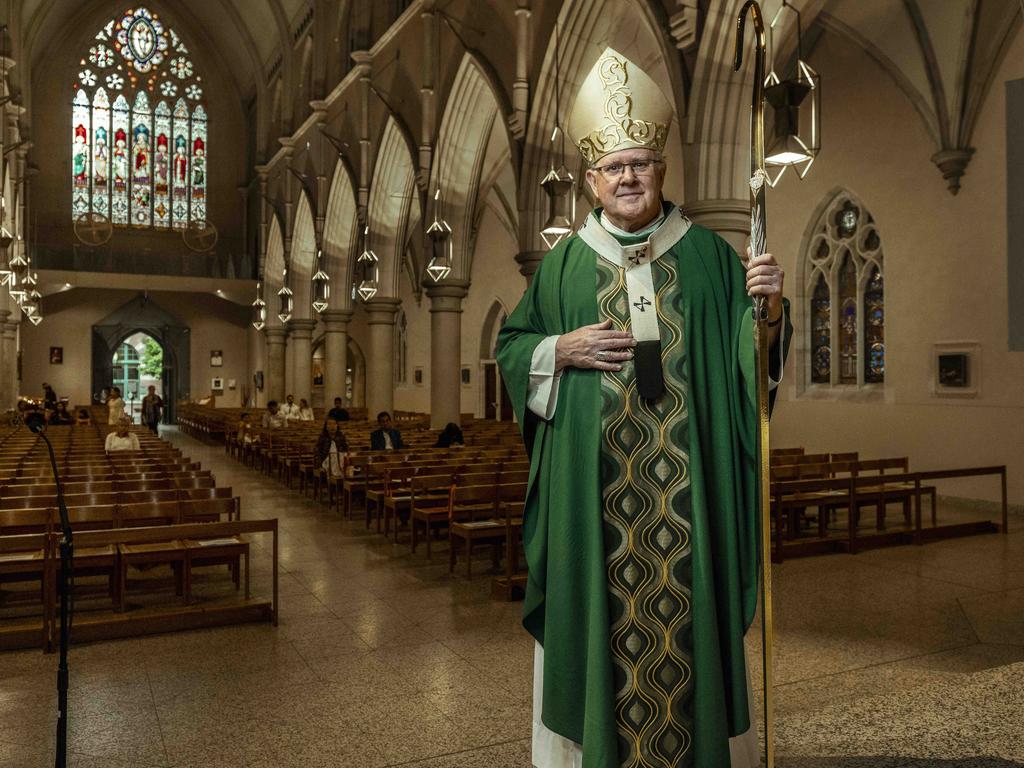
[567,47,672,165]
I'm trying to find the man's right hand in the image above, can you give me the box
[555,319,636,372]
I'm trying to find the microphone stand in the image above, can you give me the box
[27,414,73,768]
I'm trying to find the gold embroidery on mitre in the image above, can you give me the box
[569,49,671,165]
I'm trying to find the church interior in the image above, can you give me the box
[1,0,1023,765]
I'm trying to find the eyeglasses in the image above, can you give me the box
[592,159,663,179]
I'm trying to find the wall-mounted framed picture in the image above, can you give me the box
[210,350,223,367]
[461,367,471,386]
[49,347,63,365]
[933,342,980,397]
[254,371,264,391]
[414,368,423,386]
[211,377,224,391]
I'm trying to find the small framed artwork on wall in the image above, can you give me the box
[210,350,224,367]
[211,377,224,391]
[414,368,423,386]
[933,342,980,397]
[49,347,63,365]
[461,367,471,386]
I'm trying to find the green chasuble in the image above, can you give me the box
[496,206,792,768]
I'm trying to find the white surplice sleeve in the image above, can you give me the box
[526,335,563,420]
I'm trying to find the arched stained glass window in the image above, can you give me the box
[72,7,207,230]
[804,191,885,388]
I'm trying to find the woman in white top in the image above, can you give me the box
[107,386,127,425]
[105,418,141,452]
[297,398,315,421]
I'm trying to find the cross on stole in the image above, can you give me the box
[633,296,652,313]
[627,248,647,265]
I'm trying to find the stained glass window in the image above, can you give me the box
[864,267,885,383]
[805,192,885,387]
[71,6,206,231]
[811,273,830,384]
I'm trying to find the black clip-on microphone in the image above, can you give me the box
[25,411,72,768]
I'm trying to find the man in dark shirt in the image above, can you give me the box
[370,411,404,451]
[327,397,350,422]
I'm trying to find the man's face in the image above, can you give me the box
[286,395,294,405]
[148,386,155,395]
[379,416,391,430]
[334,399,342,407]
[585,149,665,231]
[269,404,279,414]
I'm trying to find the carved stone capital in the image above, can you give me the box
[931,148,975,195]
[515,250,546,279]
[364,297,402,326]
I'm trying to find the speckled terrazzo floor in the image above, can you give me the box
[1,427,1022,767]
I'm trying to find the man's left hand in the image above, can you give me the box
[745,249,784,322]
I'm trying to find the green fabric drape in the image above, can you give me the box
[496,218,792,768]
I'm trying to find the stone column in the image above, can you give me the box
[1,314,19,410]
[247,325,266,408]
[321,310,352,405]
[426,281,469,429]
[264,328,287,403]
[288,319,317,404]
[285,336,296,399]
[682,199,751,254]
[515,250,545,283]
[364,298,401,417]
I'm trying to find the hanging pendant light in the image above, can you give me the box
[540,140,576,248]
[425,189,452,282]
[251,281,267,330]
[0,218,12,286]
[764,0,821,186]
[277,267,294,324]
[356,226,379,301]
[539,25,575,250]
[311,249,330,313]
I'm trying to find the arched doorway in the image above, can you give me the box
[479,300,512,421]
[92,295,190,423]
[112,332,164,422]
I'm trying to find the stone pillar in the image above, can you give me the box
[288,319,317,403]
[321,310,352,405]
[515,250,545,283]
[264,328,287,403]
[247,325,266,408]
[682,199,751,254]
[365,298,401,417]
[285,337,296,399]
[427,281,469,429]
[0,314,19,410]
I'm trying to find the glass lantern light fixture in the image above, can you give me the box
[425,188,452,283]
[539,135,576,249]
[277,267,294,324]
[764,0,821,186]
[311,249,330,313]
[356,226,379,302]
[251,281,267,331]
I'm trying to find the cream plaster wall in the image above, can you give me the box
[21,289,250,409]
[767,30,1024,504]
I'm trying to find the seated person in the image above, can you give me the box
[434,422,465,448]
[261,401,286,430]
[297,398,315,421]
[105,418,141,452]
[316,418,349,478]
[370,411,404,451]
[279,394,300,421]
[49,402,74,425]
[42,383,58,409]
[236,412,254,444]
[327,397,350,422]
[76,408,92,426]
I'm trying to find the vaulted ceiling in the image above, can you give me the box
[19,0,312,97]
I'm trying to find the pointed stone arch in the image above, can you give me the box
[264,213,286,329]
[367,116,419,298]
[479,298,509,360]
[323,156,359,311]
[290,191,316,320]
[430,53,515,283]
